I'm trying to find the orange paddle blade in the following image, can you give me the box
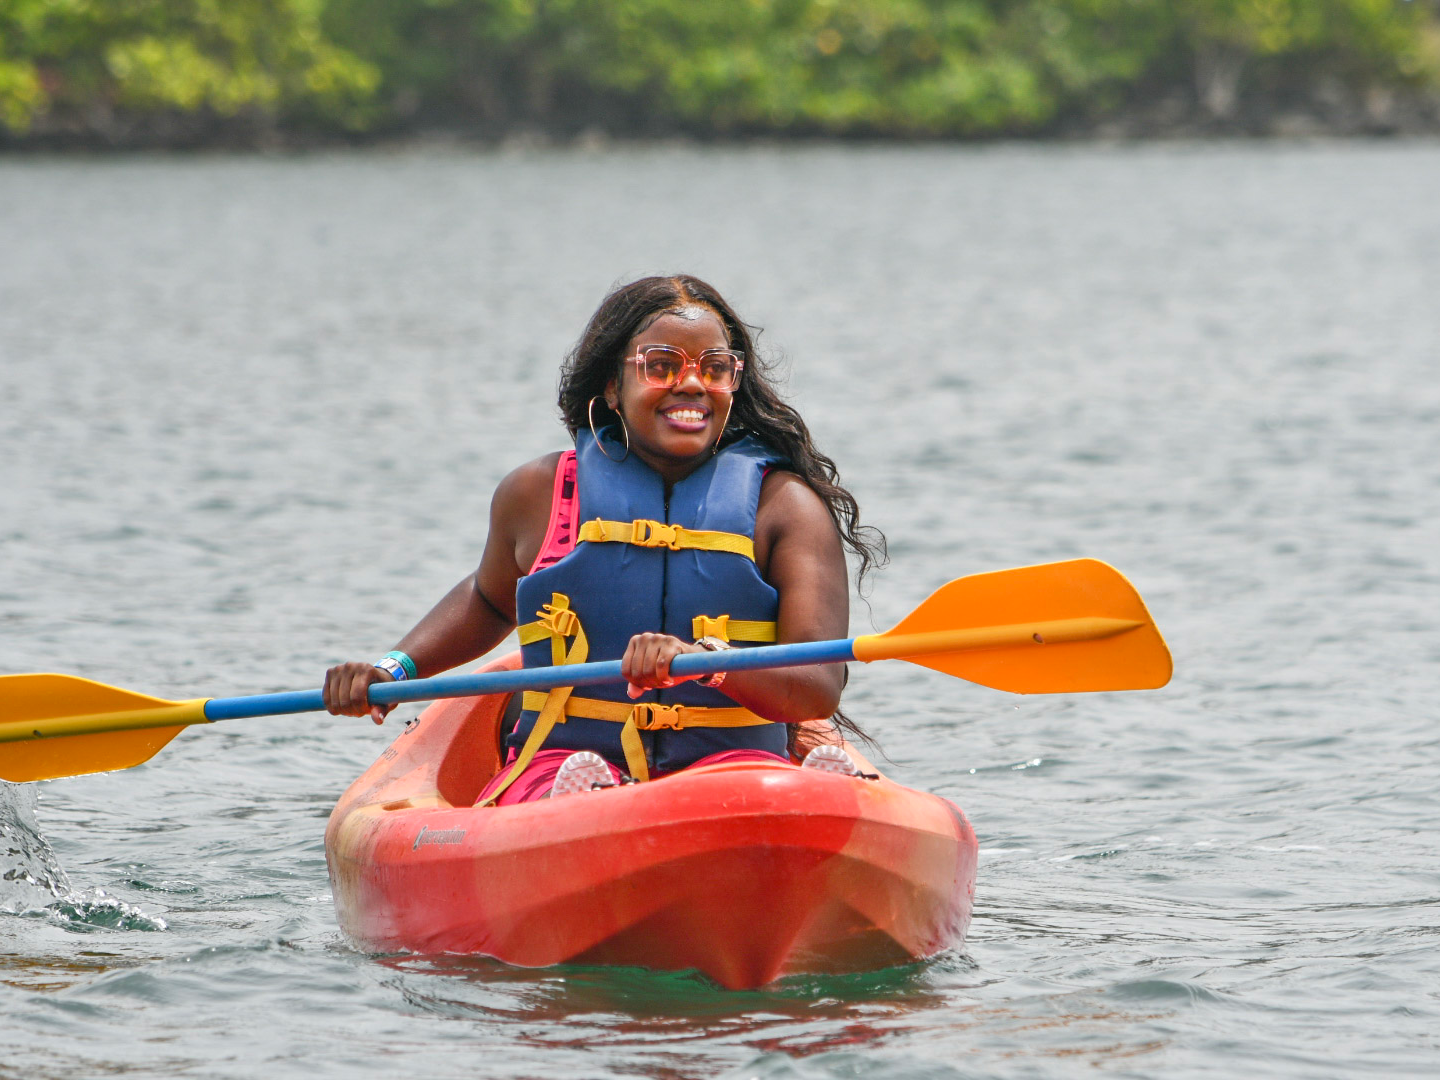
[854,559,1171,693]
[0,674,208,783]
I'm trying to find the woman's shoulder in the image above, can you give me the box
[754,468,838,563]
[758,467,826,512]
[489,450,570,529]
[494,450,568,500]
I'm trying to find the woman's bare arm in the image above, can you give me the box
[323,453,560,721]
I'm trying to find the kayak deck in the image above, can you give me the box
[325,655,977,989]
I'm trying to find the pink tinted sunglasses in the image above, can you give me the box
[626,345,745,392]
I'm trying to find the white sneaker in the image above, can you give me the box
[550,751,617,797]
[800,744,859,776]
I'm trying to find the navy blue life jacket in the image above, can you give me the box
[509,428,788,775]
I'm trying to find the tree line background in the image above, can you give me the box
[3,0,1438,145]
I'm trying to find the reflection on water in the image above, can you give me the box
[376,951,1181,1076]
[0,949,145,993]
[371,955,967,1078]
[384,951,951,1018]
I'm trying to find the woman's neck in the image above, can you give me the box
[632,445,704,492]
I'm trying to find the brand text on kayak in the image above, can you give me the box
[412,826,467,851]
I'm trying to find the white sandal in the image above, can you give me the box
[800,744,859,776]
[549,751,618,797]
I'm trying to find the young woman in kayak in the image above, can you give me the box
[323,275,885,803]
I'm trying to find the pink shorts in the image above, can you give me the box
[475,747,792,806]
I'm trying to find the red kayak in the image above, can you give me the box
[325,655,978,989]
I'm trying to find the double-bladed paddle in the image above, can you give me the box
[0,558,1171,783]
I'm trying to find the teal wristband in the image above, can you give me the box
[383,650,418,680]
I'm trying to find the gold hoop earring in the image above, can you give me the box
[589,396,630,462]
[712,397,734,456]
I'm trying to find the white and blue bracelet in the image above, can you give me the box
[373,650,417,681]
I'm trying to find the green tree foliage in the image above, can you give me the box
[318,0,1157,134]
[2,0,1437,139]
[0,0,379,136]
[1165,0,1440,117]
[320,0,1440,134]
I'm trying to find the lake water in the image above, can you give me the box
[2,140,1438,1078]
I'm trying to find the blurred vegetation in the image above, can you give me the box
[2,0,1438,142]
[0,0,379,137]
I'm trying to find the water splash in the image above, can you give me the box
[2,784,166,932]
[34,889,169,933]
[1,783,71,907]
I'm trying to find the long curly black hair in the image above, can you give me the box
[557,275,888,753]
[558,274,887,588]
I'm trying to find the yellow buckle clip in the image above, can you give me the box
[537,599,579,638]
[631,703,684,731]
[632,519,682,550]
[692,614,731,640]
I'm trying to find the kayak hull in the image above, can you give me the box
[325,656,977,989]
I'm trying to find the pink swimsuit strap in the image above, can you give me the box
[529,449,578,575]
[531,454,777,576]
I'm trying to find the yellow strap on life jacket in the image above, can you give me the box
[489,592,777,800]
[516,594,582,667]
[480,593,587,806]
[519,692,770,731]
[518,691,773,783]
[691,613,777,643]
[577,518,755,561]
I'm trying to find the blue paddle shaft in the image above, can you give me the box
[202,638,859,722]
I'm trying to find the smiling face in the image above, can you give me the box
[604,307,735,485]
